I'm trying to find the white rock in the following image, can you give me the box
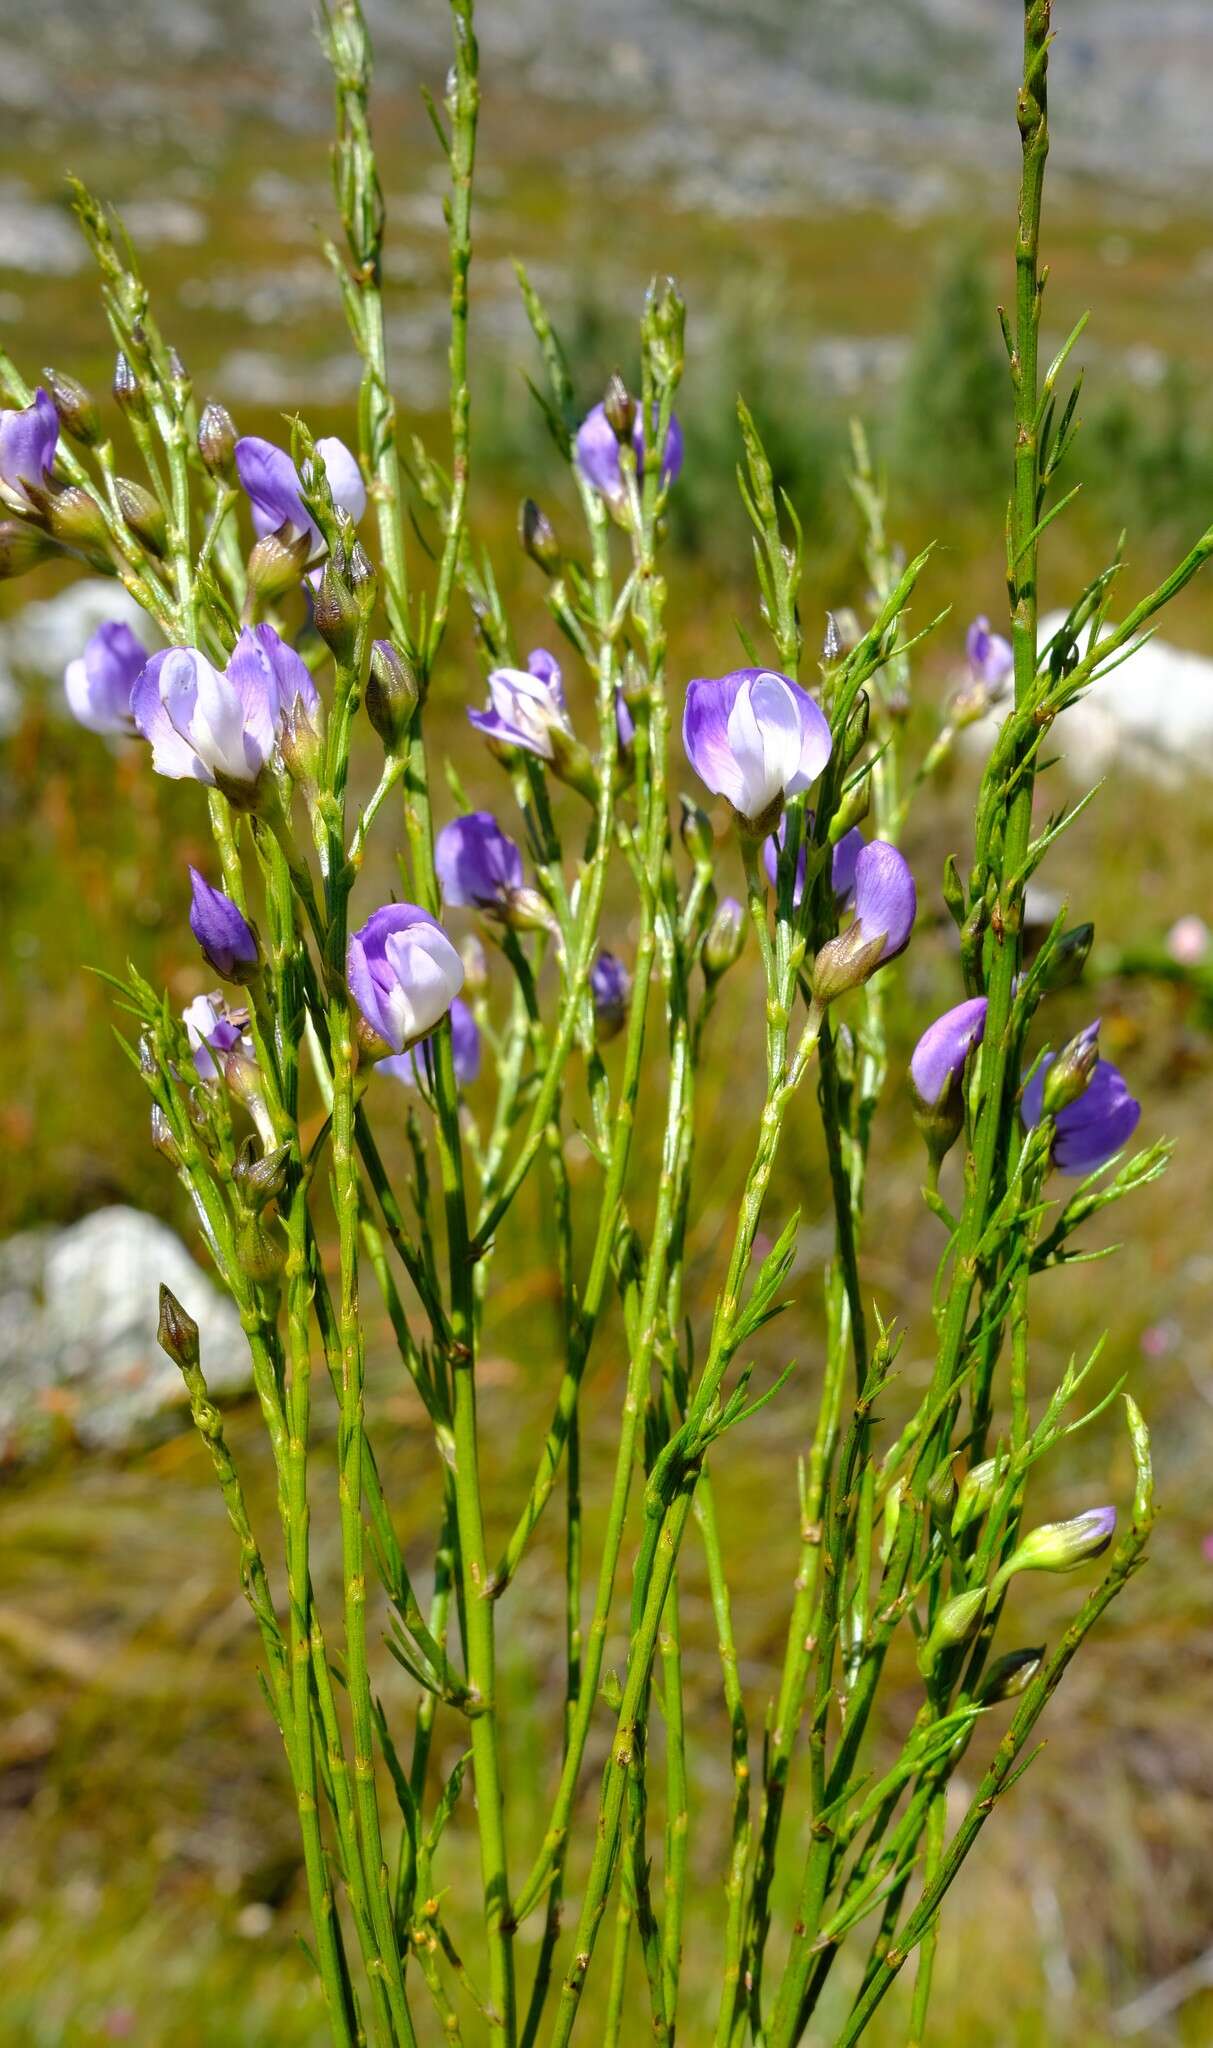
[961,610,1213,786]
[0,1207,250,1460]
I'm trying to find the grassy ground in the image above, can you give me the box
[4,27,1213,2045]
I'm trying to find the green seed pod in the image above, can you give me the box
[246,522,312,603]
[977,1647,1044,1705]
[47,485,110,555]
[0,519,59,580]
[312,553,358,661]
[115,476,168,557]
[1040,922,1095,994]
[365,639,418,755]
[113,351,148,423]
[703,897,746,982]
[236,1207,286,1284]
[348,540,377,619]
[918,1585,987,1677]
[233,1140,291,1212]
[952,1456,1001,1537]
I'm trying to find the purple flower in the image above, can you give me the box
[966,616,1014,695]
[762,815,865,909]
[468,649,572,761]
[381,996,481,1091]
[435,812,524,910]
[347,904,464,1057]
[183,992,248,1084]
[910,997,989,1108]
[811,841,917,1002]
[590,950,630,1038]
[683,668,832,827]
[0,388,58,506]
[1021,1039,1141,1174]
[64,621,147,735]
[234,433,366,561]
[188,868,260,982]
[131,626,314,788]
[615,689,635,754]
[575,400,683,507]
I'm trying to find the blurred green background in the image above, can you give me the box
[2,3,1213,2043]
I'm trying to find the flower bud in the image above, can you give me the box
[197,401,237,478]
[822,612,842,664]
[247,521,312,603]
[279,693,325,789]
[977,1647,1044,1705]
[703,896,745,982]
[460,933,488,997]
[157,1283,200,1373]
[0,518,59,580]
[519,497,560,575]
[47,485,110,555]
[917,1585,987,1677]
[643,274,686,382]
[1040,922,1095,994]
[591,951,630,1042]
[43,367,101,447]
[236,1207,286,1283]
[1041,1021,1101,1117]
[603,372,635,443]
[167,347,191,407]
[365,638,417,753]
[829,777,871,842]
[149,1103,181,1167]
[547,723,599,804]
[113,351,148,424]
[349,540,377,618]
[992,1507,1117,1596]
[115,476,167,557]
[951,1456,1000,1537]
[233,1139,291,1211]
[842,691,870,766]
[926,1462,957,1522]
[679,796,715,870]
[312,553,358,660]
[189,868,260,983]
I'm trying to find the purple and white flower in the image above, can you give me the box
[347,904,464,1057]
[381,996,481,1091]
[683,668,832,828]
[64,621,147,735]
[188,868,260,982]
[762,816,865,909]
[575,401,683,508]
[468,649,573,761]
[811,841,917,1002]
[0,388,58,507]
[1021,1035,1141,1174]
[435,812,524,911]
[234,433,366,561]
[590,950,630,1039]
[183,992,249,1084]
[132,625,315,788]
[910,997,989,1108]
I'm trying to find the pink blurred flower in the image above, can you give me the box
[1166,915,1210,967]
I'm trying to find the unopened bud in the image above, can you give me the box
[822,612,842,664]
[501,886,559,936]
[811,926,889,1006]
[926,1463,957,1522]
[115,476,167,557]
[279,694,325,788]
[167,347,191,406]
[519,497,560,575]
[197,401,237,478]
[157,1283,200,1373]
[977,1646,1044,1705]
[992,1507,1117,1596]
[917,1585,987,1677]
[547,725,598,805]
[460,933,488,997]
[643,274,686,381]
[951,1457,1001,1537]
[843,690,870,766]
[150,1103,181,1166]
[247,522,311,603]
[1040,922,1095,994]
[365,638,418,753]
[1041,1022,1101,1117]
[312,553,358,660]
[235,1207,286,1283]
[48,485,110,556]
[603,373,635,442]
[0,519,59,580]
[679,796,714,870]
[113,351,148,423]
[349,541,377,618]
[829,777,871,842]
[703,896,745,982]
[43,367,101,447]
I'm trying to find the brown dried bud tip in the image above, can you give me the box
[48,485,110,556]
[115,476,167,557]
[365,638,418,754]
[157,1284,200,1373]
[603,373,635,442]
[43,367,101,447]
[519,497,560,575]
[246,522,311,603]
[197,401,237,478]
[0,519,58,581]
[113,351,148,422]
